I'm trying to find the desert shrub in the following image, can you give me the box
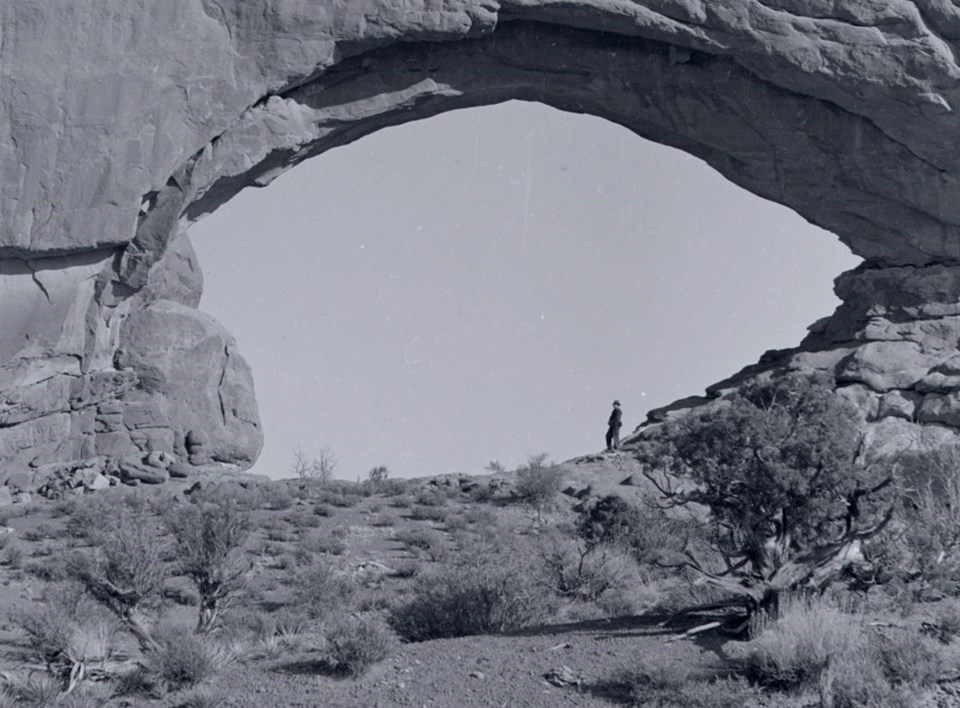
[299,532,346,556]
[394,528,442,552]
[292,563,356,619]
[164,492,251,633]
[387,542,550,641]
[376,478,411,497]
[515,454,561,517]
[444,514,468,532]
[874,630,945,686]
[329,492,363,508]
[3,674,63,707]
[324,616,397,676]
[608,664,763,708]
[576,495,692,567]
[929,599,960,643]
[891,444,960,598]
[69,506,168,651]
[145,627,217,691]
[741,594,867,690]
[370,513,396,528]
[536,532,638,602]
[2,542,23,568]
[367,465,389,488]
[464,508,497,527]
[170,686,229,708]
[256,483,295,511]
[313,503,333,517]
[285,510,322,529]
[413,489,447,507]
[391,560,420,579]
[389,496,413,509]
[409,505,448,523]
[266,528,293,542]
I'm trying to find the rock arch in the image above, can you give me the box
[4,1,960,478]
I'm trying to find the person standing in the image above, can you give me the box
[606,400,622,452]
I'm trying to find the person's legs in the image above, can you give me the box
[605,427,614,451]
[612,429,620,450]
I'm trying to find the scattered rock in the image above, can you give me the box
[4,472,31,492]
[544,666,582,687]
[168,462,192,479]
[145,450,177,469]
[119,456,170,485]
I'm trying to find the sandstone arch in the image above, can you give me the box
[4,0,960,477]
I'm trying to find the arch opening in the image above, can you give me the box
[189,101,858,478]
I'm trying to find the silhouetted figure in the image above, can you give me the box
[606,400,622,452]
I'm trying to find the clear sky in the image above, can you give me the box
[188,100,860,480]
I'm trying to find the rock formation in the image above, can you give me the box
[5,1,960,481]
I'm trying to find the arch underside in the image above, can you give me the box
[5,3,960,476]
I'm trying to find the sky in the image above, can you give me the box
[188,100,861,481]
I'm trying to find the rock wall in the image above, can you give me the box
[6,1,960,479]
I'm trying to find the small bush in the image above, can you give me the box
[164,492,251,633]
[608,665,763,707]
[299,532,346,556]
[325,616,397,676]
[370,514,396,528]
[875,630,945,686]
[409,505,448,523]
[313,504,333,517]
[515,455,561,515]
[292,563,356,619]
[387,551,550,641]
[257,483,295,511]
[741,594,866,690]
[146,627,217,691]
[285,511,322,529]
[3,543,23,568]
[414,490,447,507]
[537,533,638,602]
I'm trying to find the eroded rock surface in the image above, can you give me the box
[6,1,960,477]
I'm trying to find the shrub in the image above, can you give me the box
[410,505,448,523]
[741,594,867,690]
[608,665,763,707]
[387,547,550,641]
[376,478,410,497]
[69,506,169,652]
[313,503,333,517]
[370,514,396,528]
[256,483,295,511]
[2,543,23,568]
[147,627,217,691]
[292,563,356,619]
[536,532,637,602]
[515,454,561,517]
[413,489,447,507]
[874,630,945,686]
[285,511,322,529]
[164,493,251,633]
[299,532,346,556]
[325,616,397,676]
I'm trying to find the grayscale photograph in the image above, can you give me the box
[1,1,959,705]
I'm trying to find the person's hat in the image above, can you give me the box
[613,400,621,406]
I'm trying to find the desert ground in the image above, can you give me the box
[1,450,960,707]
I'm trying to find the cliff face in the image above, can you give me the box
[5,0,960,478]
